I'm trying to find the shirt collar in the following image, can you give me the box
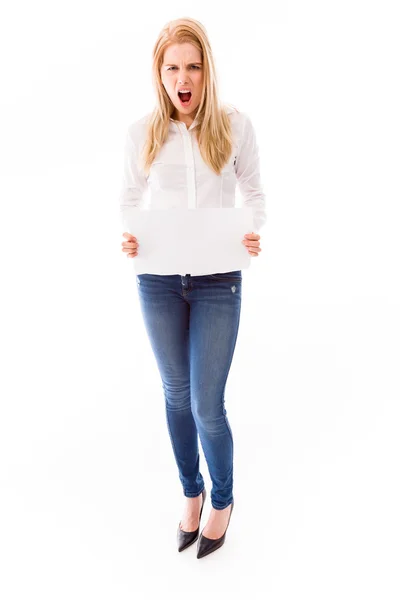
[170,115,198,131]
[170,106,235,131]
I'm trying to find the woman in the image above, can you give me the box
[119,17,266,559]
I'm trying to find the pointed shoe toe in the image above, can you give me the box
[177,488,207,552]
[197,499,234,559]
[177,525,199,552]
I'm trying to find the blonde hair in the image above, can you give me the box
[139,17,237,177]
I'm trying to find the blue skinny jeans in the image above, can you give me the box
[136,270,242,510]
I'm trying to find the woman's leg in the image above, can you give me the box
[186,271,242,510]
[136,274,205,497]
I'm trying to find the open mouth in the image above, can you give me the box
[178,91,192,105]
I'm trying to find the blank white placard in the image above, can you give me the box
[123,207,256,276]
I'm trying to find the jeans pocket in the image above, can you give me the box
[208,270,242,283]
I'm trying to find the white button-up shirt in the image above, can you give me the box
[119,106,266,250]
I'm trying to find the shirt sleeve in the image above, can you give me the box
[235,112,267,233]
[118,124,148,232]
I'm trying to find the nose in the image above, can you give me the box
[178,69,190,82]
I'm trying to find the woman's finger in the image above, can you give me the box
[123,232,136,241]
[242,240,260,247]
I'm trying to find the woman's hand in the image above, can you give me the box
[121,232,139,258]
[242,232,262,257]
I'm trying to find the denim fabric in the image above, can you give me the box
[136,270,242,510]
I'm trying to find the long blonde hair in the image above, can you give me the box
[139,17,236,177]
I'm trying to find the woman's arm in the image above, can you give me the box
[235,112,267,233]
[118,124,148,231]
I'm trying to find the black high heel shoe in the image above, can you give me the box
[196,499,234,559]
[177,488,207,552]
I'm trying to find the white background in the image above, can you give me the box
[1,1,399,598]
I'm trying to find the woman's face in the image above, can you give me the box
[161,42,204,123]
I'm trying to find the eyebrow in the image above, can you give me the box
[164,62,203,66]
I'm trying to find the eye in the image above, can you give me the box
[167,65,201,70]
